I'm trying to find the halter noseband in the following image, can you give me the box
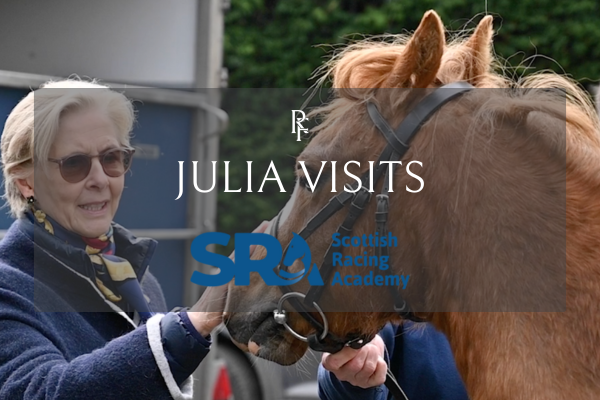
[272,83,474,357]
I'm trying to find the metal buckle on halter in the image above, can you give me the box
[375,194,389,223]
[273,292,328,342]
[393,298,409,313]
[345,336,367,349]
[356,185,372,205]
[344,183,371,198]
[344,184,372,217]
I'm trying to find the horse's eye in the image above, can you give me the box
[297,161,327,192]
[297,165,316,192]
[299,176,313,191]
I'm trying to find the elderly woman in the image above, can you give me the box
[0,80,260,399]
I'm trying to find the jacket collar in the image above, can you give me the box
[8,218,157,322]
[17,217,157,281]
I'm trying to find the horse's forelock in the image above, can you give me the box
[316,39,410,91]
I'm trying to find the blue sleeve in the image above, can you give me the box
[384,322,469,400]
[160,310,212,385]
[0,286,202,399]
[318,323,469,400]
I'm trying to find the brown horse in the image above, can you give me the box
[224,11,600,400]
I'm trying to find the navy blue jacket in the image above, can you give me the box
[0,219,206,399]
[318,322,469,400]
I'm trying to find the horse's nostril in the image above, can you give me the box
[226,305,283,345]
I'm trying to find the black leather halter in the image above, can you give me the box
[272,82,474,399]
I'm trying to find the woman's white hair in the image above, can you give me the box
[0,78,135,218]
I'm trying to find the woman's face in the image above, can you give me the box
[34,106,125,237]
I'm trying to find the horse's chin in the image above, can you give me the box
[225,312,307,365]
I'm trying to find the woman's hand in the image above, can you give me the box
[187,283,229,337]
[187,221,270,336]
[321,334,387,389]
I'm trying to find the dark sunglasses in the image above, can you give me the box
[48,148,135,183]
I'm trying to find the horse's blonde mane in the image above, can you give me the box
[308,24,600,144]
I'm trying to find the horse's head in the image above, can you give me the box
[224,10,596,365]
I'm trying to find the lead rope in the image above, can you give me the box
[386,369,409,400]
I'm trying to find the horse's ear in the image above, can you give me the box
[385,10,445,88]
[462,15,494,85]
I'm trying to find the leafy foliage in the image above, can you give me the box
[225,0,600,88]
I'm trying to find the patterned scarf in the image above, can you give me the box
[29,206,154,321]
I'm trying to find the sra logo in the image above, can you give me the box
[190,233,324,287]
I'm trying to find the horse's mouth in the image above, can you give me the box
[224,310,307,365]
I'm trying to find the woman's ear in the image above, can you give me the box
[15,175,34,199]
[462,15,494,86]
[384,10,445,88]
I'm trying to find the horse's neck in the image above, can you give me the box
[389,102,568,313]
[407,115,600,399]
